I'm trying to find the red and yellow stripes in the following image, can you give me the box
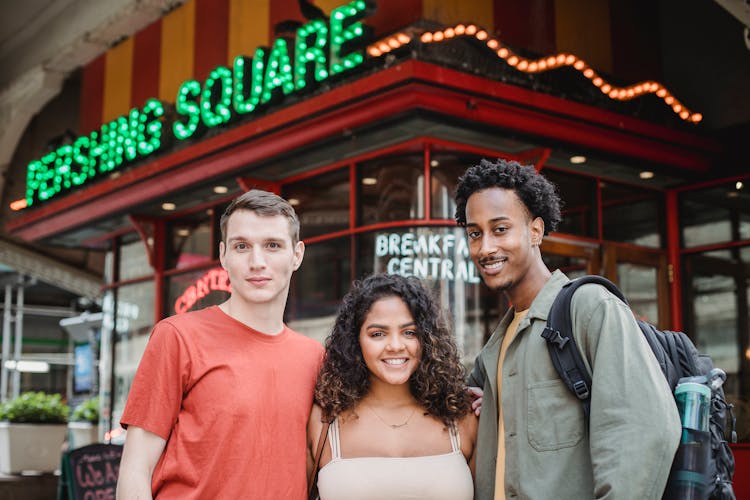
[131,20,162,111]
[81,0,684,135]
[228,0,269,67]
[102,37,134,124]
[159,0,196,103]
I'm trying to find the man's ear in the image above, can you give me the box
[293,241,305,271]
[530,217,545,246]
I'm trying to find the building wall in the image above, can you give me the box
[78,0,667,135]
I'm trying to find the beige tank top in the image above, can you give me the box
[317,417,474,500]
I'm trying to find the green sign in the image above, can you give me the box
[25,0,372,207]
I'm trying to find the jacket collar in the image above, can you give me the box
[525,269,570,322]
[477,270,571,385]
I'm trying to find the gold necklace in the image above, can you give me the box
[365,402,418,429]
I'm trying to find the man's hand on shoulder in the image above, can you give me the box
[466,386,483,416]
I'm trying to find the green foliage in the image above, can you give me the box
[70,396,99,423]
[0,392,69,424]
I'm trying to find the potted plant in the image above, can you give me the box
[68,396,100,448]
[0,391,69,473]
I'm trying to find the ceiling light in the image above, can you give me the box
[727,191,739,198]
[162,202,176,211]
[176,229,190,237]
[639,171,655,180]
[213,185,228,194]
[736,181,744,190]
[288,198,300,206]
[362,177,377,185]
[430,160,439,167]
[570,155,587,164]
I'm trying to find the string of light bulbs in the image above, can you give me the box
[367,24,702,123]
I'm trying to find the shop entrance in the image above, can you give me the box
[602,244,670,329]
[541,235,601,279]
[541,237,670,329]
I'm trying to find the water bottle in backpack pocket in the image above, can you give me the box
[666,379,712,500]
[542,275,737,500]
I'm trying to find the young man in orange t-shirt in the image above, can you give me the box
[117,190,324,499]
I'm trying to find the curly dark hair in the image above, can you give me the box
[315,274,471,425]
[454,158,562,234]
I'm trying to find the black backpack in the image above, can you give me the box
[541,275,736,500]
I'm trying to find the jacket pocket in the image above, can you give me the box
[527,379,584,451]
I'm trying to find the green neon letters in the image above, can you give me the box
[25,0,371,207]
[331,0,368,74]
[173,0,369,140]
[26,100,165,206]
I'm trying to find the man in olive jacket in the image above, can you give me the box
[456,158,680,499]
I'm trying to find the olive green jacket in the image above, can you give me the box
[468,270,680,500]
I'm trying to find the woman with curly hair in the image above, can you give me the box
[307,273,477,500]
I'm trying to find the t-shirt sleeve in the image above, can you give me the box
[120,320,190,440]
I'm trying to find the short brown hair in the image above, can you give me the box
[219,190,300,243]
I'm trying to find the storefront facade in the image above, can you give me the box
[2,0,749,456]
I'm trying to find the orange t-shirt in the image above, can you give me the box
[121,306,324,499]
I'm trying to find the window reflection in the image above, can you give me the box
[119,238,151,281]
[287,237,351,343]
[617,263,658,324]
[681,183,750,247]
[167,210,213,269]
[602,181,662,247]
[359,155,424,225]
[430,152,484,220]
[283,169,349,239]
[543,169,598,238]
[542,254,588,279]
[110,280,155,443]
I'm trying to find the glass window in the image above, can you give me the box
[118,238,151,281]
[543,169,598,238]
[286,237,351,343]
[166,267,230,316]
[166,210,214,269]
[683,242,750,441]
[542,253,588,280]
[110,280,155,441]
[684,250,739,371]
[355,227,488,363]
[617,263,658,324]
[358,155,424,225]
[602,182,663,247]
[430,152,485,220]
[681,182,750,247]
[283,169,350,239]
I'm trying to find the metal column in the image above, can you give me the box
[11,282,24,399]
[1,284,11,402]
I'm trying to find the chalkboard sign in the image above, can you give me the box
[58,444,123,500]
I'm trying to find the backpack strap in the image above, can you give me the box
[541,276,626,423]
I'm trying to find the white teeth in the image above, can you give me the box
[384,359,407,365]
[483,260,504,270]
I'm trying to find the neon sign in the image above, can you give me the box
[174,268,231,314]
[375,231,481,283]
[25,0,372,207]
